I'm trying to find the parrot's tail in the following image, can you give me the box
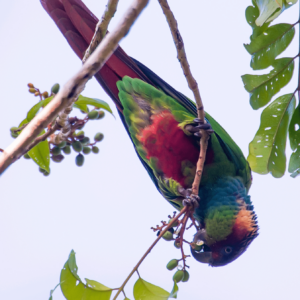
[41,0,152,112]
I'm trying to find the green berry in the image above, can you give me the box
[182,270,190,282]
[57,141,67,148]
[75,130,84,137]
[174,241,181,249]
[97,111,105,119]
[24,153,31,159]
[168,218,179,227]
[52,155,64,163]
[75,153,84,166]
[51,83,60,94]
[52,146,61,156]
[62,145,71,154]
[81,137,90,146]
[92,146,99,154]
[94,132,104,142]
[72,141,83,153]
[162,231,173,241]
[82,146,91,154]
[88,110,99,120]
[166,259,178,271]
[173,270,184,283]
[10,127,18,132]
[11,132,18,138]
[29,88,36,94]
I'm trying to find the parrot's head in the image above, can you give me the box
[191,177,258,267]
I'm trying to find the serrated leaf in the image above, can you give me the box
[246,0,270,40]
[27,96,54,121]
[73,102,89,113]
[242,57,294,109]
[27,129,50,173]
[255,0,297,26]
[133,278,170,300]
[60,250,113,300]
[76,95,113,114]
[244,23,295,70]
[169,281,178,299]
[248,93,295,178]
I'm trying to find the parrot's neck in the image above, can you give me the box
[196,177,254,242]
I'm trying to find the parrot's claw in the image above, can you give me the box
[185,119,214,137]
[183,194,200,210]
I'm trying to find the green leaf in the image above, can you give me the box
[73,102,89,113]
[28,129,50,173]
[60,250,113,300]
[169,281,178,299]
[288,103,300,175]
[248,93,296,178]
[26,96,54,122]
[242,57,294,109]
[246,0,270,40]
[255,0,297,26]
[76,95,113,114]
[49,282,62,300]
[133,278,170,300]
[244,23,295,70]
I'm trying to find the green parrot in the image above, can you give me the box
[41,0,258,267]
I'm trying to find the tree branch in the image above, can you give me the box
[0,0,149,175]
[158,0,209,196]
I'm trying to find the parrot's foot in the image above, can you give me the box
[185,119,214,138]
[183,194,200,210]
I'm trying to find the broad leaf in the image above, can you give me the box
[246,0,270,41]
[242,57,294,109]
[255,0,297,26]
[77,95,113,114]
[27,96,54,121]
[248,94,295,178]
[133,278,170,300]
[244,23,295,70]
[73,102,89,113]
[28,129,50,173]
[169,281,178,299]
[60,250,113,300]
[288,103,300,175]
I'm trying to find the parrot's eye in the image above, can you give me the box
[224,246,233,254]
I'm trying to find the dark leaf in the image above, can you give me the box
[244,23,295,70]
[60,250,113,300]
[28,129,50,173]
[76,95,113,114]
[248,93,296,177]
[242,57,294,109]
[133,278,170,300]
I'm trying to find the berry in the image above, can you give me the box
[27,83,34,88]
[10,127,18,132]
[97,111,105,119]
[75,154,84,166]
[52,155,64,163]
[42,91,49,98]
[92,146,99,154]
[34,92,39,97]
[57,141,67,148]
[182,270,190,282]
[162,231,173,241]
[81,137,90,146]
[52,147,61,156]
[51,83,60,94]
[72,141,83,153]
[169,218,179,227]
[88,110,99,120]
[74,130,84,137]
[82,147,91,155]
[62,146,71,154]
[94,132,104,142]
[11,132,18,138]
[173,270,184,283]
[24,153,31,159]
[174,241,181,249]
[29,88,36,94]
[166,259,178,271]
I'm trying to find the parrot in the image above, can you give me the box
[41,0,258,267]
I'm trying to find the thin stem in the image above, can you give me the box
[298,4,300,102]
[112,206,187,300]
[0,0,149,174]
[157,0,209,196]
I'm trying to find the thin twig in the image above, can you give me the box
[83,0,119,63]
[0,0,149,175]
[112,206,187,300]
[158,0,209,196]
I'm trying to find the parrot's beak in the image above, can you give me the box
[190,229,213,264]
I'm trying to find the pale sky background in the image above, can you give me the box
[0,1,299,300]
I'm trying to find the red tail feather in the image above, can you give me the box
[41,0,151,111]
